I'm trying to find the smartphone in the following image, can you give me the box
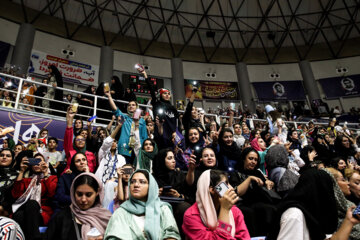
[133,109,142,120]
[104,83,110,92]
[134,63,144,72]
[230,103,235,111]
[27,158,42,166]
[162,186,172,192]
[88,115,97,122]
[123,168,133,175]
[215,182,229,197]
[353,204,360,219]
[193,146,202,164]
[71,103,78,112]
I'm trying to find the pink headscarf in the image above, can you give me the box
[250,138,262,152]
[70,172,112,240]
[196,170,235,236]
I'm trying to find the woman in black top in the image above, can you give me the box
[229,147,277,236]
[152,148,193,231]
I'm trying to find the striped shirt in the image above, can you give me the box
[0,217,24,240]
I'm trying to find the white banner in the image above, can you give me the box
[29,50,99,85]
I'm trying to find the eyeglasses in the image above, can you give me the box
[130,179,148,185]
[75,139,85,142]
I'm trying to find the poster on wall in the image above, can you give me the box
[28,50,99,85]
[0,110,66,150]
[184,80,238,100]
[318,74,360,98]
[252,81,306,101]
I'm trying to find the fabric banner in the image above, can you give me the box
[184,80,238,100]
[252,81,306,101]
[0,109,66,150]
[318,74,360,98]
[29,50,99,85]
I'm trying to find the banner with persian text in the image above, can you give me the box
[318,74,360,98]
[184,80,238,100]
[0,109,66,150]
[252,81,306,101]
[28,50,99,85]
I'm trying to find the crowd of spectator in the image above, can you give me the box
[1,65,360,239]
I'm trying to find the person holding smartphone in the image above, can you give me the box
[95,117,126,185]
[182,169,250,239]
[12,153,58,240]
[104,89,147,164]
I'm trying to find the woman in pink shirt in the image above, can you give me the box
[182,169,250,240]
[63,106,96,173]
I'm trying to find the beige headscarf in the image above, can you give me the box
[196,169,235,236]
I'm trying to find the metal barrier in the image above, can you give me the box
[0,72,359,130]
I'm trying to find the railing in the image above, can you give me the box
[0,72,359,130]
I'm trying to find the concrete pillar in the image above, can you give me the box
[299,60,321,101]
[98,46,114,84]
[235,62,255,112]
[170,58,185,103]
[11,23,35,75]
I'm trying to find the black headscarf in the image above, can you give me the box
[69,152,87,176]
[218,128,242,161]
[334,135,356,160]
[152,148,184,191]
[235,147,265,180]
[110,76,124,100]
[48,65,63,101]
[268,168,338,240]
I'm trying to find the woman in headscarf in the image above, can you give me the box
[134,138,158,171]
[269,168,360,240]
[229,147,276,236]
[95,120,126,185]
[299,145,318,174]
[79,85,96,116]
[0,149,17,217]
[63,106,96,173]
[104,169,180,239]
[265,145,299,196]
[325,168,360,240]
[47,173,112,240]
[182,169,250,239]
[250,137,269,174]
[153,148,193,230]
[182,87,205,137]
[2,138,15,151]
[12,153,58,240]
[181,127,205,170]
[55,153,89,210]
[48,65,64,116]
[335,135,357,161]
[105,87,148,165]
[110,76,124,102]
[212,128,242,173]
[141,68,179,148]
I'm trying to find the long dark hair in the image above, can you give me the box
[235,147,260,173]
[73,174,100,206]
[209,169,227,187]
[0,148,15,168]
[153,148,173,178]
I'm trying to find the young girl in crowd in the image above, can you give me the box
[12,153,57,240]
[182,169,250,239]
[64,106,96,173]
[95,119,125,185]
[104,169,180,239]
[47,173,112,240]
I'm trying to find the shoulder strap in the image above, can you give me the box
[70,210,82,240]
